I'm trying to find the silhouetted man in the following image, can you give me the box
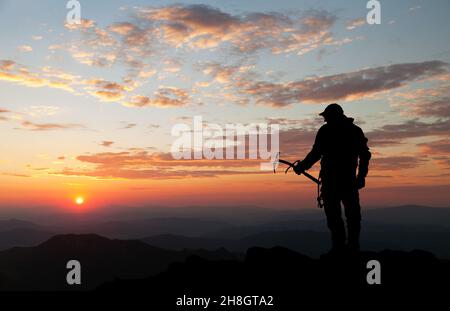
[294,103,371,253]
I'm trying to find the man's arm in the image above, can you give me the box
[294,128,323,173]
[356,128,371,188]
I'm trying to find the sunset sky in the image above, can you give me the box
[0,0,449,211]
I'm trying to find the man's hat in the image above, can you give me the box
[319,103,344,117]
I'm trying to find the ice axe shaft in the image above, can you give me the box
[278,159,321,185]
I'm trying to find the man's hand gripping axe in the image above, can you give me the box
[273,152,323,208]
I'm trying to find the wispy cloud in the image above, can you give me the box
[17,45,33,52]
[18,120,84,131]
[100,141,114,147]
[367,119,449,146]
[51,150,266,179]
[346,17,365,30]
[120,123,137,130]
[391,83,450,118]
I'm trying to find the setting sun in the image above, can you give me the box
[75,197,85,205]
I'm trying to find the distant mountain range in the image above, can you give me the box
[0,205,449,257]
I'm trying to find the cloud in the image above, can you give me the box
[91,90,124,102]
[0,60,76,93]
[84,78,138,102]
[18,120,84,131]
[411,98,450,118]
[370,156,426,170]
[137,6,339,55]
[418,139,450,154]
[55,167,264,179]
[125,87,190,107]
[0,60,15,71]
[148,124,160,130]
[409,6,421,12]
[0,59,185,108]
[100,141,114,147]
[202,63,243,84]
[85,79,130,92]
[17,45,33,52]
[163,59,182,73]
[1,172,31,178]
[278,127,317,157]
[346,17,365,30]
[52,150,267,179]
[0,107,12,121]
[418,139,450,166]
[58,5,341,76]
[236,61,449,107]
[25,105,61,117]
[64,19,96,31]
[108,22,138,36]
[121,123,137,130]
[367,119,450,146]
[392,84,450,118]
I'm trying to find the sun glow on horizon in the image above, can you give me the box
[75,196,85,205]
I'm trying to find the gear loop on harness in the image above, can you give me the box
[317,176,324,209]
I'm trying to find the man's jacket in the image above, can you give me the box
[301,117,371,186]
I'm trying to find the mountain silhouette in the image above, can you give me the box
[0,228,54,251]
[142,230,329,257]
[0,234,238,291]
[99,246,450,309]
[142,229,450,258]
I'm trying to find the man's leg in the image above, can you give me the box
[342,189,361,251]
[322,192,346,251]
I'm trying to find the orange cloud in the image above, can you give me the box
[91,91,124,102]
[0,60,76,92]
[346,17,365,30]
[108,22,138,35]
[49,150,267,180]
[125,87,190,108]
[64,18,96,30]
[100,141,114,147]
[138,5,338,54]
[18,120,84,131]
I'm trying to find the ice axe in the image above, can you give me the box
[273,152,320,185]
[273,152,323,208]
